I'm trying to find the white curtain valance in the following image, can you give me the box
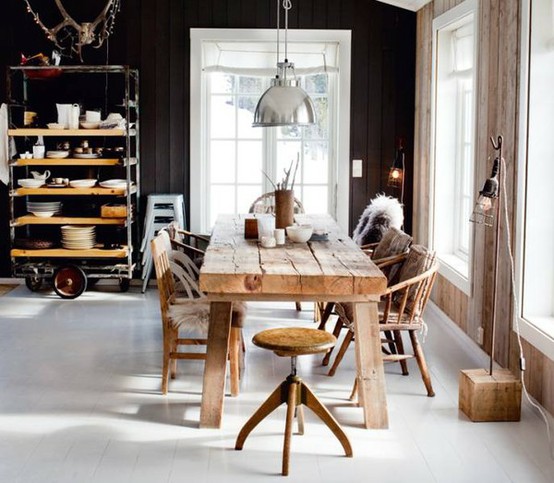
[201,40,340,76]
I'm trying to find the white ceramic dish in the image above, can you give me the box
[47,123,65,129]
[18,179,44,188]
[69,179,97,188]
[46,151,70,159]
[30,211,56,218]
[99,179,130,189]
[74,153,100,159]
[80,121,100,129]
[286,224,313,243]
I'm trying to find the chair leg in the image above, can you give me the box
[349,378,358,402]
[322,319,345,366]
[170,328,178,379]
[161,329,171,395]
[295,405,305,435]
[328,330,354,377]
[317,302,335,331]
[300,382,353,457]
[235,381,287,450]
[282,380,298,476]
[229,327,240,397]
[393,330,409,376]
[409,330,435,397]
[295,302,302,311]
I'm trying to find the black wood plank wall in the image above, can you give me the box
[0,0,415,277]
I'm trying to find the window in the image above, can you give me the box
[517,0,554,357]
[190,29,351,234]
[430,0,478,294]
[205,72,332,228]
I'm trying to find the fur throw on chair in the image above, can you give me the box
[352,194,404,246]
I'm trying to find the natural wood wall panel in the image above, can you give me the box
[0,0,416,275]
[417,0,554,412]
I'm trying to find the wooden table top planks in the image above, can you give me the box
[199,214,386,300]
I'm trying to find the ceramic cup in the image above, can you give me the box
[257,215,275,241]
[32,145,45,159]
[260,236,276,248]
[52,177,68,185]
[85,110,101,122]
[274,228,285,245]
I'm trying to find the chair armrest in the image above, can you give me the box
[374,252,408,269]
[170,238,205,255]
[176,229,211,244]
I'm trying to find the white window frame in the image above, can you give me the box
[429,0,478,295]
[190,28,351,234]
[515,0,554,359]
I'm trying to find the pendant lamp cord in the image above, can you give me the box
[276,0,280,78]
[283,0,291,62]
[499,156,553,459]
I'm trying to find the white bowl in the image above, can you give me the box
[80,121,100,129]
[30,211,56,218]
[46,151,70,159]
[69,179,97,188]
[286,224,313,243]
[18,178,44,188]
[47,123,65,129]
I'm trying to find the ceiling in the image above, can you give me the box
[376,0,432,11]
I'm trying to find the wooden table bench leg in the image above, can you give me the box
[353,301,389,429]
[199,301,232,428]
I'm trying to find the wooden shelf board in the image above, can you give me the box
[8,128,129,137]
[12,186,136,196]
[13,216,127,226]
[11,246,129,258]
[11,158,124,166]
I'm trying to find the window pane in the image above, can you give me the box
[303,142,328,184]
[237,141,263,183]
[237,185,264,214]
[211,73,234,94]
[209,185,236,228]
[238,76,263,94]
[304,74,328,94]
[237,96,262,139]
[211,96,236,138]
[276,141,302,186]
[304,97,329,140]
[277,124,303,140]
[210,141,235,183]
[300,186,328,213]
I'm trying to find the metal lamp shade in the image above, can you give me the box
[253,82,316,127]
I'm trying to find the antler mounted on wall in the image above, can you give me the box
[23,0,121,61]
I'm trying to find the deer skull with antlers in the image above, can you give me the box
[23,0,121,61]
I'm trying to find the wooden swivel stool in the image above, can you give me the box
[235,327,353,476]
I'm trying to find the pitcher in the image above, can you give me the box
[30,170,51,181]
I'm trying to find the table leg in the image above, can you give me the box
[353,301,389,429]
[199,301,232,428]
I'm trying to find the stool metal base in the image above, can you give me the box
[235,374,353,476]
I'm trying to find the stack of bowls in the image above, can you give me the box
[27,201,62,218]
[61,225,96,250]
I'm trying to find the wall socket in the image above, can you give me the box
[477,326,484,345]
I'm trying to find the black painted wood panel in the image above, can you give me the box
[0,0,416,277]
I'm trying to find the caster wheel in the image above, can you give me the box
[119,278,131,292]
[25,275,43,292]
[53,265,87,299]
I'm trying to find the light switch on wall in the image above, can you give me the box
[352,159,363,178]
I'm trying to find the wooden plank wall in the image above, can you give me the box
[415,0,554,415]
[0,0,416,277]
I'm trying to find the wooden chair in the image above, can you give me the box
[249,191,305,312]
[151,231,245,396]
[166,220,209,269]
[235,327,352,476]
[326,245,439,397]
[320,228,413,366]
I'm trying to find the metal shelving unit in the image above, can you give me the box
[7,65,140,298]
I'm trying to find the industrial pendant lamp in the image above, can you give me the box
[252,0,316,127]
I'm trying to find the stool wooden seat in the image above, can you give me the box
[235,327,352,476]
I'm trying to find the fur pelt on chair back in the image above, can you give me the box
[352,194,403,246]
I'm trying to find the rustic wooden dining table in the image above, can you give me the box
[198,214,388,429]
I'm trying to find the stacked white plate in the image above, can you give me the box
[46,151,70,159]
[61,225,96,250]
[27,201,62,218]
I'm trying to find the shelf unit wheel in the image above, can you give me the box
[25,275,43,292]
[53,265,88,299]
[119,278,131,292]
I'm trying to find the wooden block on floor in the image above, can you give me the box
[459,368,522,422]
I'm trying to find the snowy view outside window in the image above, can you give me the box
[207,72,332,228]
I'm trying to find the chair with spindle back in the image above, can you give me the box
[151,231,245,396]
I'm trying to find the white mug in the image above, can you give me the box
[274,228,285,245]
[32,145,45,159]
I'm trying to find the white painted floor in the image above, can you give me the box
[0,284,553,483]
